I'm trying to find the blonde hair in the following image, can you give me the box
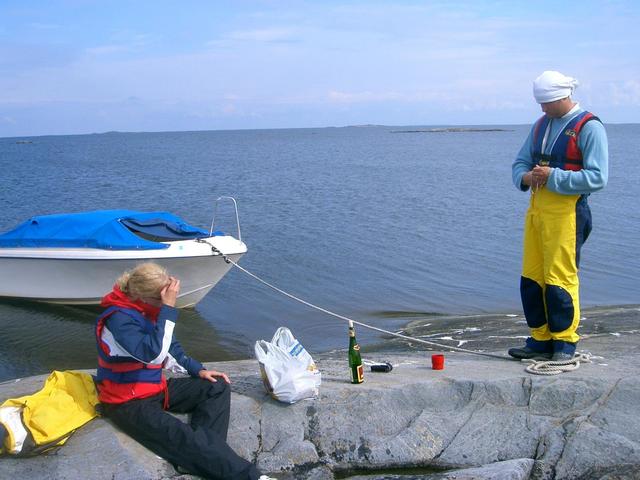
[116,262,169,301]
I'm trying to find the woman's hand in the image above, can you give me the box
[198,369,231,384]
[160,277,180,307]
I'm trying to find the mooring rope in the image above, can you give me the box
[198,239,590,375]
[230,258,510,360]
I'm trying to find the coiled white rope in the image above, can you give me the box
[523,353,595,375]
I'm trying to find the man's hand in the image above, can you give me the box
[198,369,231,384]
[531,165,552,188]
[524,166,552,190]
[160,277,180,307]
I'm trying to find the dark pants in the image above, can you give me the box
[101,377,259,480]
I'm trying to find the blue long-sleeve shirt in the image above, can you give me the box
[104,305,204,377]
[512,104,609,195]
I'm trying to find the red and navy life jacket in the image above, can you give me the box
[532,110,600,171]
[95,305,167,405]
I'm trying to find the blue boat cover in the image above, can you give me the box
[0,210,212,250]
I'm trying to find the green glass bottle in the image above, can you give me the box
[348,321,364,384]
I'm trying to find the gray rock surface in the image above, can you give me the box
[1,306,639,479]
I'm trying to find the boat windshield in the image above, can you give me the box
[0,210,214,250]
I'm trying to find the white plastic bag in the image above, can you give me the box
[254,327,321,404]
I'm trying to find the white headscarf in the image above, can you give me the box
[533,71,579,104]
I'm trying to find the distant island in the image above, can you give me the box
[391,127,511,133]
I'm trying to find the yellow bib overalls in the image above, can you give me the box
[521,188,591,348]
[520,111,596,356]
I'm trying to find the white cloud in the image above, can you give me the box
[575,39,634,48]
[609,80,640,106]
[84,33,155,56]
[326,90,460,104]
[460,99,527,111]
[219,28,299,44]
[84,44,130,56]
[28,23,61,30]
[221,103,238,114]
[327,90,404,104]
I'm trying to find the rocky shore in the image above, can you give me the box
[1,305,639,480]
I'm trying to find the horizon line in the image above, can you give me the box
[3,121,639,140]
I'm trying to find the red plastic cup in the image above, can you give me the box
[431,354,445,370]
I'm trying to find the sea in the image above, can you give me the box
[0,124,638,382]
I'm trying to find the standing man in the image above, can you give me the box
[509,70,608,362]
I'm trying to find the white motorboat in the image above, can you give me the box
[0,198,247,308]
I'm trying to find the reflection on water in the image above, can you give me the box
[0,299,244,382]
[367,310,447,318]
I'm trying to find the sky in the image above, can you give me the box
[1,0,639,137]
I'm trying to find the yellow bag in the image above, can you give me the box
[0,370,99,456]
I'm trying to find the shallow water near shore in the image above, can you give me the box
[0,124,638,382]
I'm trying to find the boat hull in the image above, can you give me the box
[0,236,246,308]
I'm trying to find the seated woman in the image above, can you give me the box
[95,262,270,480]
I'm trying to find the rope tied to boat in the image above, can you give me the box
[198,238,591,373]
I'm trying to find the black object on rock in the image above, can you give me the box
[370,362,393,373]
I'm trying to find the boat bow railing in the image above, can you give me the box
[210,196,242,242]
